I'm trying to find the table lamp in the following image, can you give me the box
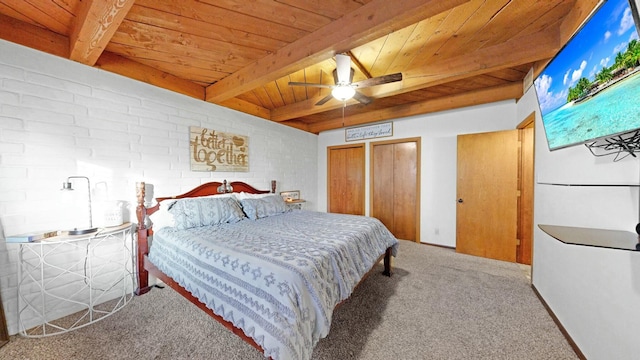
[61,176,97,235]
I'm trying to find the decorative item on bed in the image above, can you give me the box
[135,180,398,360]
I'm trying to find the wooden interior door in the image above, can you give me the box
[327,144,365,215]
[517,116,535,265]
[456,130,519,262]
[371,138,420,242]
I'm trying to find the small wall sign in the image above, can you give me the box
[190,126,249,172]
[345,122,393,142]
[279,190,300,202]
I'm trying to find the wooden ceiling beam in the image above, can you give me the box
[204,0,470,103]
[218,98,271,120]
[307,82,524,134]
[0,13,69,58]
[278,120,311,132]
[271,26,560,122]
[346,51,372,79]
[399,26,560,94]
[270,93,359,122]
[95,52,205,100]
[69,0,135,66]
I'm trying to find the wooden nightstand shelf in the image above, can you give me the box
[15,223,135,337]
[285,199,306,210]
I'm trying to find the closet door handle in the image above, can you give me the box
[457,198,464,203]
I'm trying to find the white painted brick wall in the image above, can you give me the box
[0,39,318,335]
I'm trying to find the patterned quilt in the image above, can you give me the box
[148,210,398,360]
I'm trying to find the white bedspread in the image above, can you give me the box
[148,210,398,360]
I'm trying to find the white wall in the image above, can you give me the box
[0,39,318,335]
[520,85,640,360]
[317,100,519,246]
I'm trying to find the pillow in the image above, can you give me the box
[262,194,288,212]
[235,191,272,200]
[168,196,245,230]
[207,193,237,199]
[240,194,288,220]
[149,201,176,230]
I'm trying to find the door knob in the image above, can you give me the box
[457,198,463,203]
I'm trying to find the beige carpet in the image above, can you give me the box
[0,240,577,360]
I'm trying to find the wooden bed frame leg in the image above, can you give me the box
[135,227,152,295]
[135,182,152,296]
[382,247,392,277]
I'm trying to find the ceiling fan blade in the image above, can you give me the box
[315,93,335,106]
[353,91,373,105]
[352,72,402,88]
[335,54,351,84]
[288,81,333,89]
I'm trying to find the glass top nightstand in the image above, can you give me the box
[15,223,135,337]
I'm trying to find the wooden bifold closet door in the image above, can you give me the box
[327,143,365,215]
[370,138,420,242]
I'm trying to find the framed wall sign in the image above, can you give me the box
[190,127,249,172]
[345,122,393,142]
[279,190,300,202]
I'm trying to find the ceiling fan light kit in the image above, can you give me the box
[332,85,356,101]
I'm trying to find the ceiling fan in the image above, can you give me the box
[288,53,402,106]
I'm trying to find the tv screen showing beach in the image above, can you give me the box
[534,0,640,151]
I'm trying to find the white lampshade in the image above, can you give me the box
[331,85,356,101]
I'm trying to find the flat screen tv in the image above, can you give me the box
[534,0,640,152]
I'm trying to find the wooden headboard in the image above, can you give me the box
[156,180,274,203]
[139,180,275,218]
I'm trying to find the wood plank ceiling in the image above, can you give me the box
[0,0,599,134]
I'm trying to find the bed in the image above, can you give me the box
[134,181,398,360]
